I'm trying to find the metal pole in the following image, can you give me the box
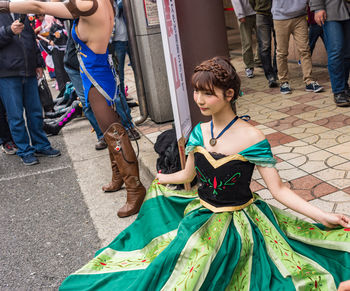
[122,0,148,125]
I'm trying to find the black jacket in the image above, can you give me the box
[0,14,44,78]
[63,20,79,71]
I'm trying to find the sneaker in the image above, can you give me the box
[95,137,108,150]
[1,141,18,155]
[280,82,292,94]
[334,92,350,107]
[22,154,39,166]
[306,81,324,93]
[268,77,278,88]
[245,68,254,78]
[127,128,141,141]
[35,147,61,157]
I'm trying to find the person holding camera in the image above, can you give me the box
[0,10,60,165]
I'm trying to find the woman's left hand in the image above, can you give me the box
[320,213,350,228]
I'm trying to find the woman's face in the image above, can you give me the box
[193,86,232,116]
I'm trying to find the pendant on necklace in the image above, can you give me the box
[209,138,217,146]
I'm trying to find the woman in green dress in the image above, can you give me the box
[60,56,350,290]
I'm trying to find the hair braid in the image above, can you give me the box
[192,56,241,108]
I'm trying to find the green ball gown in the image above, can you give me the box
[60,123,350,290]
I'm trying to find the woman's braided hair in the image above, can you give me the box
[192,56,241,110]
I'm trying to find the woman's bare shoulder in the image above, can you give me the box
[236,121,265,144]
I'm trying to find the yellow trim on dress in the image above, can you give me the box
[193,146,248,169]
[200,198,254,213]
[78,52,87,58]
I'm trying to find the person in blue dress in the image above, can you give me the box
[58,56,350,290]
[0,0,146,218]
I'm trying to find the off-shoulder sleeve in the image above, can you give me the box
[185,123,204,155]
[239,139,276,167]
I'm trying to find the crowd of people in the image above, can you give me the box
[231,0,349,107]
[0,0,350,289]
[0,0,140,165]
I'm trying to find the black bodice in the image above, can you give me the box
[194,151,255,208]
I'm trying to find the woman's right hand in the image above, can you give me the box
[156,173,166,185]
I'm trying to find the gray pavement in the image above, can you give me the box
[0,134,100,289]
[0,112,154,290]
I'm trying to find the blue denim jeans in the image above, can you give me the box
[0,77,51,157]
[111,41,134,129]
[111,41,131,101]
[64,65,103,140]
[323,20,350,94]
[256,14,277,80]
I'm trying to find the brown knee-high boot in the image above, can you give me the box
[103,122,146,218]
[102,149,124,192]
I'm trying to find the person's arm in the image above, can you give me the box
[156,152,196,185]
[249,0,256,11]
[0,19,23,48]
[31,19,45,78]
[34,25,42,34]
[7,1,73,19]
[257,166,350,228]
[309,0,325,12]
[309,0,326,25]
[231,0,246,21]
[0,0,96,20]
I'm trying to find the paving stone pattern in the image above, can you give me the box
[126,57,350,220]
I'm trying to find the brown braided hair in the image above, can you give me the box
[192,56,241,111]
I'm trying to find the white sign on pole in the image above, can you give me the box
[157,0,192,141]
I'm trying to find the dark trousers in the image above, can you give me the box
[52,48,70,92]
[0,98,12,144]
[309,23,324,56]
[256,14,277,80]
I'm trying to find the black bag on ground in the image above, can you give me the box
[154,129,181,175]
[154,128,196,189]
[38,76,54,112]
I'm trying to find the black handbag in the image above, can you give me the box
[38,76,54,112]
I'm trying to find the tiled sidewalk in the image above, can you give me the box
[126,56,350,219]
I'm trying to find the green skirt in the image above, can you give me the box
[60,180,350,290]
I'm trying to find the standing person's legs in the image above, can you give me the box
[256,14,277,81]
[112,41,134,130]
[113,41,128,101]
[52,49,70,92]
[88,87,146,218]
[64,65,104,141]
[0,97,17,154]
[323,20,348,94]
[292,16,314,85]
[0,77,35,157]
[274,19,292,84]
[22,77,52,152]
[239,15,255,71]
[0,97,12,144]
[308,23,324,56]
[343,20,350,91]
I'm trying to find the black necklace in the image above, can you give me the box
[210,116,239,146]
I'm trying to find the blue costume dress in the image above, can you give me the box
[71,21,116,107]
[60,123,350,290]
[71,21,134,129]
